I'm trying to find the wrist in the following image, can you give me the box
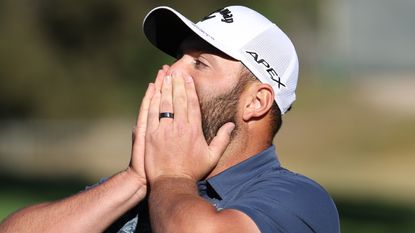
[150,175,197,193]
[149,174,196,186]
[125,167,146,184]
[123,168,147,199]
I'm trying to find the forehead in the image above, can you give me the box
[177,34,235,60]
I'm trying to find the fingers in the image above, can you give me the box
[155,65,169,90]
[131,83,155,170]
[147,85,161,132]
[147,65,170,130]
[135,83,156,134]
[208,122,235,163]
[172,71,187,122]
[162,64,170,73]
[156,69,199,125]
[184,76,201,125]
[159,75,173,122]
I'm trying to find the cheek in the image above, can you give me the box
[193,81,209,103]
[193,79,224,103]
[191,76,209,99]
[195,83,232,107]
[191,70,239,102]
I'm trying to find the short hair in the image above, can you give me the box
[239,66,283,140]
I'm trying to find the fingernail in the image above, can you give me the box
[173,70,182,78]
[227,123,235,135]
[165,75,171,84]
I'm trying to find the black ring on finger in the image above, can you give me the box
[159,112,174,119]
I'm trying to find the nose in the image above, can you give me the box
[168,55,192,77]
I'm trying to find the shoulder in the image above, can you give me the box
[225,168,340,233]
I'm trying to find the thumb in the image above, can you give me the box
[208,122,235,162]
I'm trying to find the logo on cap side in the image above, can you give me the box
[245,51,286,89]
[201,8,233,23]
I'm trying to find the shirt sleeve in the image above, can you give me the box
[104,198,152,233]
[227,194,314,232]
[225,173,339,233]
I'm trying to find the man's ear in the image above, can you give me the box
[242,84,274,121]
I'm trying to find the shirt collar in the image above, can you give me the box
[204,145,280,199]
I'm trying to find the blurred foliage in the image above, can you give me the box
[0,0,321,118]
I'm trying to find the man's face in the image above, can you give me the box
[169,36,244,143]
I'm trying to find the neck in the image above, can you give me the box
[206,127,271,178]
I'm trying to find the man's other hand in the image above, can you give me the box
[144,71,235,183]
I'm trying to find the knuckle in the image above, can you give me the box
[174,95,186,104]
[174,121,185,131]
[161,100,171,111]
[161,98,171,108]
[174,122,190,134]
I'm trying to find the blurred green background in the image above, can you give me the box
[1,0,414,232]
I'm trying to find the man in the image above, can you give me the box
[0,6,340,233]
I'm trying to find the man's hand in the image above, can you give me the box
[144,71,259,233]
[128,65,169,191]
[0,66,177,233]
[144,71,235,183]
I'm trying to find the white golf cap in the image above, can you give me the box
[143,6,299,114]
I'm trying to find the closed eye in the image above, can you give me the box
[194,59,204,68]
[193,57,210,70]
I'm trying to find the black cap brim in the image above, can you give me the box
[143,7,195,58]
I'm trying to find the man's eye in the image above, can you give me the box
[193,59,206,68]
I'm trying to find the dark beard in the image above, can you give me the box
[199,80,248,144]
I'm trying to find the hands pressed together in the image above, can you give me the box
[0,65,236,233]
[129,65,235,188]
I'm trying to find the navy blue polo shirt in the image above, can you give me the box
[197,145,340,233]
[108,145,339,233]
